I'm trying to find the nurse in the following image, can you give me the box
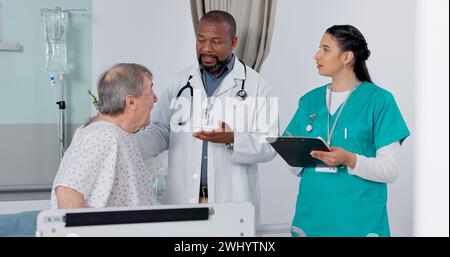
[284,25,410,236]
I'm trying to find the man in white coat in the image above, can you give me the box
[136,10,278,224]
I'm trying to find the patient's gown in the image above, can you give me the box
[50,121,156,208]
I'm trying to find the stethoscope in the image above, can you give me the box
[306,113,316,133]
[305,82,359,140]
[176,59,248,126]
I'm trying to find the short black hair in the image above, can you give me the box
[199,10,237,37]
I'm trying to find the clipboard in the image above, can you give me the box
[266,136,331,167]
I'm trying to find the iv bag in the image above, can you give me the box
[42,7,68,73]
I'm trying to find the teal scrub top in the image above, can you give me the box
[284,82,410,237]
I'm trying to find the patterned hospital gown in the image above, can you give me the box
[50,121,156,208]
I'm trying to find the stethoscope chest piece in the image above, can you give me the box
[236,89,248,100]
[306,113,316,133]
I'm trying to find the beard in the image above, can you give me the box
[198,54,230,74]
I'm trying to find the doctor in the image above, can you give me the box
[136,10,278,223]
[284,25,410,236]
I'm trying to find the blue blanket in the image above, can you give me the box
[0,211,40,237]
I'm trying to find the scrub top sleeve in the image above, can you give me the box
[283,97,303,136]
[373,92,410,150]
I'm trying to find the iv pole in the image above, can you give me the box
[41,7,86,161]
[57,73,65,160]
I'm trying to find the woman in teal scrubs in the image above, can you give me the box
[285,25,410,237]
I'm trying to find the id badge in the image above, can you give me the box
[315,167,338,173]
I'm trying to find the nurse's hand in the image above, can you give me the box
[193,121,234,144]
[310,146,356,169]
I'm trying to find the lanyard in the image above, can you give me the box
[326,82,360,145]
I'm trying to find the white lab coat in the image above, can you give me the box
[136,58,279,223]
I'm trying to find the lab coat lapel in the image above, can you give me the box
[188,68,208,130]
[190,67,206,96]
[214,58,246,98]
[190,67,208,106]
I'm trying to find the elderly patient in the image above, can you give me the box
[51,63,158,209]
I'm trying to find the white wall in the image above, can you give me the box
[92,0,196,99]
[414,0,449,236]
[91,0,448,236]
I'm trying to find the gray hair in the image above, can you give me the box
[97,63,152,115]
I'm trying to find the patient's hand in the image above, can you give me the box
[55,186,85,209]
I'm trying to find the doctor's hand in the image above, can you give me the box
[193,121,234,144]
[310,146,356,169]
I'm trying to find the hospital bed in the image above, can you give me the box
[1,200,301,237]
[36,202,255,237]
